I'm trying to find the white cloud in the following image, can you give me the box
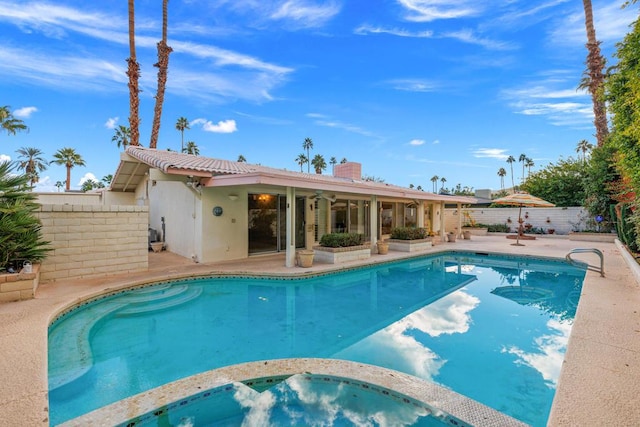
[13,106,37,118]
[432,139,440,144]
[387,78,439,92]
[104,117,118,129]
[191,118,238,133]
[397,0,480,22]
[0,154,11,163]
[409,139,425,146]
[270,0,341,29]
[472,148,510,160]
[354,24,434,38]
[311,117,379,138]
[441,28,516,51]
[78,172,97,185]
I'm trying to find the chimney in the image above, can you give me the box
[334,162,362,180]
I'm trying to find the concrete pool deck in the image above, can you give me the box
[0,235,638,426]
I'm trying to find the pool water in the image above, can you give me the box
[48,252,585,426]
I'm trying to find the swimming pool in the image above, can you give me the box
[48,252,585,426]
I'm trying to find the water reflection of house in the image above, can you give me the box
[111,147,475,266]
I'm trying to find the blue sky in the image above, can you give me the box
[1,0,637,192]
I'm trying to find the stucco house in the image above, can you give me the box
[111,146,475,267]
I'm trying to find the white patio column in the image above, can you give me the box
[285,187,296,268]
[457,202,462,237]
[440,201,446,241]
[370,195,378,247]
[417,201,425,228]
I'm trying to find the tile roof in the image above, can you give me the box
[117,146,476,204]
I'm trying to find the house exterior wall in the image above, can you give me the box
[444,207,587,235]
[35,204,148,282]
[200,187,249,263]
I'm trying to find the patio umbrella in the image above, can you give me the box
[492,192,555,246]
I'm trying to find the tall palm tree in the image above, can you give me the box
[330,156,337,174]
[518,153,527,184]
[582,0,608,147]
[430,175,439,192]
[576,139,594,162]
[440,176,447,192]
[302,137,313,173]
[16,147,47,188]
[311,154,327,174]
[55,181,63,192]
[497,167,506,189]
[237,154,246,162]
[126,0,141,146]
[176,117,189,152]
[0,106,28,136]
[295,153,307,172]
[111,125,131,150]
[149,0,173,149]
[506,155,515,189]
[51,148,85,191]
[183,141,199,155]
[525,158,535,177]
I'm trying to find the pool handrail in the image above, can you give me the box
[566,248,604,277]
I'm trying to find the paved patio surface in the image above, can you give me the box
[0,235,639,426]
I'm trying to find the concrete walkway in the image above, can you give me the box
[0,235,638,426]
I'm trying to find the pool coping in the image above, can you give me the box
[0,235,639,426]
[59,359,527,427]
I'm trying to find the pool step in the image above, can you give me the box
[116,287,203,316]
[116,284,189,304]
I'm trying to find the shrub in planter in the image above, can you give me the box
[0,161,50,272]
[487,223,510,233]
[319,232,365,248]
[390,227,429,240]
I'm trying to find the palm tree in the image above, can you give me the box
[102,174,113,185]
[237,154,246,162]
[311,154,327,174]
[582,0,608,147]
[111,125,131,150]
[126,0,141,146]
[176,117,189,152]
[525,158,535,177]
[55,181,63,192]
[16,147,47,188]
[149,0,173,149]
[330,156,337,173]
[497,167,506,189]
[518,153,527,184]
[576,139,594,162]
[506,155,515,189]
[340,157,347,164]
[416,185,423,191]
[295,154,307,172]
[51,148,86,191]
[430,175,439,192]
[183,141,199,155]
[302,137,313,173]
[0,106,28,136]
[440,176,447,192]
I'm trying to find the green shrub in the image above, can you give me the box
[319,232,365,248]
[487,223,510,232]
[390,227,429,240]
[0,161,50,272]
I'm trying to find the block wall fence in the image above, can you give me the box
[35,204,149,282]
[444,207,587,235]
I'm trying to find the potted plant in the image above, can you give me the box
[447,231,457,242]
[377,240,389,255]
[297,249,315,268]
[387,227,432,252]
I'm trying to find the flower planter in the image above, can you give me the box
[447,233,457,243]
[386,238,432,252]
[461,227,488,236]
[463,231,471,240]
[377,241,389,255]
[313,244,371,264]
[0,263,40,302]
[297,250,315,268]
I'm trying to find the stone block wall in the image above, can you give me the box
[36,205,149,282]
[0,264,40,302]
